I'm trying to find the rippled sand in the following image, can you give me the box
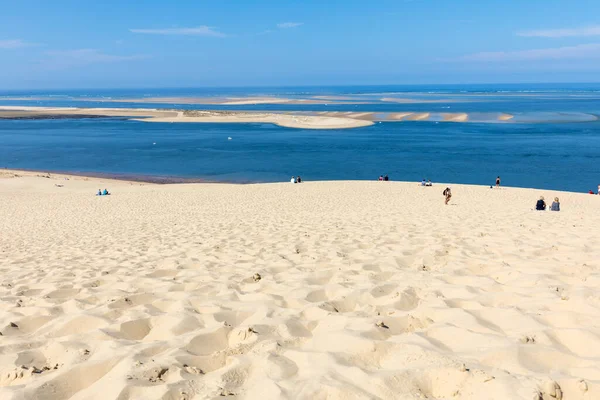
[1,171,600,399]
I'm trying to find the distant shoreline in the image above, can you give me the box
[0,168,241,185]
[1,168,595,194]
[5,104,599,125]
[0,105,521,127]
[0,106,374,130]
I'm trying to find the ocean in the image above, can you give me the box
[1,84,599,192]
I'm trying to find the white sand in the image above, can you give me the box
[146,111,374,130]
[404,112,431,121]
[442,113,469,122]
[0,107,373,130]
[1,170,600,399]
[0,106,518,126]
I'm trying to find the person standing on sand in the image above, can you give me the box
[443,187,452,205]
[496,176,501,188]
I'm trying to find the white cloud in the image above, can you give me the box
[517,25,600,38]
[0,39,36,49]
[277,22,303,29]
[129,26,226,37]
[43,49,148,68]
[458,43,600,62]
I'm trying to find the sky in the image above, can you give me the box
[1,0,600,89]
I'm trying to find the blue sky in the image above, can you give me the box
[1,0,600,88]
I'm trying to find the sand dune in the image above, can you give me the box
[1,170,599,399]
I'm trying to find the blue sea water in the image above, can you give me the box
[1,85,599,192]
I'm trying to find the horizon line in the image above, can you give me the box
[2,81,600,92]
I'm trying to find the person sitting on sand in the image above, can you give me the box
[426,179,432,187]
[379,175,384,181]
[103,189,110,195]
[297,176,302,183]
[290,176,296,183]
[97,189,102,196]
[421,179,426,186]
[443,187,452,205]
[384,175,389,181]
[551,197,560,211]
[536,196,546,210]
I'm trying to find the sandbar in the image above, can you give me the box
[0,107,373,130]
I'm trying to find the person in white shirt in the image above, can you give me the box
[290,176,296,183]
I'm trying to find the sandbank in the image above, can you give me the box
[442,113,469,122]
[0,107,373,130]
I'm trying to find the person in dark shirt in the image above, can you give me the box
[496,176,501,188]
[384,175,389,181]
[535,196,546,210]
[443,187,452,205]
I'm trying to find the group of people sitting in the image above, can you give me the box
[378,175,390,181]
[290,176,302,183]
[421,179,433,187]
[536,196,560,211]
[97,189,110,196]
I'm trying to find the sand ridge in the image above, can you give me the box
[1,171,600,399]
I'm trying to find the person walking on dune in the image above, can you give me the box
[443,187,452,205]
